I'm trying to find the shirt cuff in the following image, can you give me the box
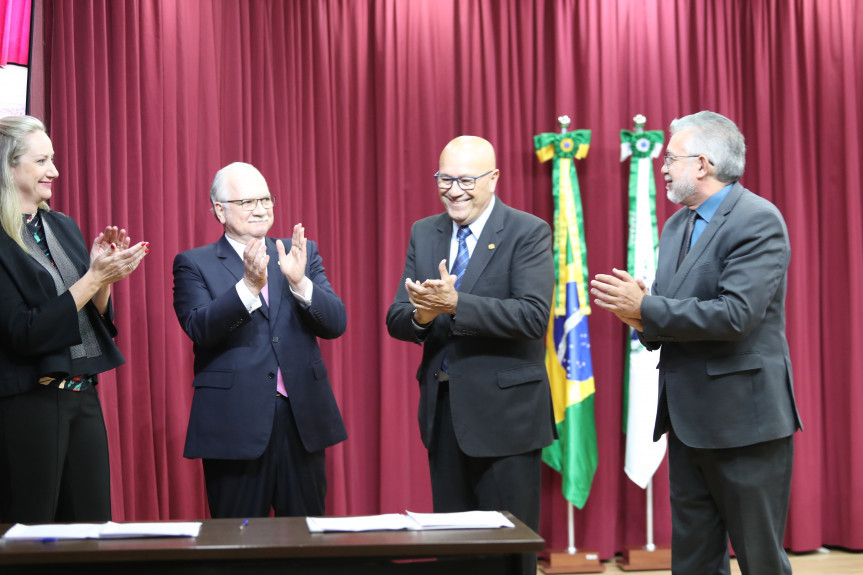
[236,279,263,313]
[411,309,433,331]
[290,278,313,307]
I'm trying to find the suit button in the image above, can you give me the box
[272,336,280,343]
[268,372,275,379]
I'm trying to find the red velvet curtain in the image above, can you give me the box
[30,0,863,557]
[0,0,30,65]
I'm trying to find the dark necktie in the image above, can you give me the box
[676,210,697,270]
[441,226,471,374]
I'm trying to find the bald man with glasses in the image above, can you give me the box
[387,136,556,575]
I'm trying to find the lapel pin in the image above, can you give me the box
[488,243,495,250]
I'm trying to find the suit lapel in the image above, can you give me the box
[216,236,245,282]
[432,214,451,279]
[458,200,505,294]
[264,237,283,322]
[656,208,691,297]
[215,235,279,321]
[665,183,744,297]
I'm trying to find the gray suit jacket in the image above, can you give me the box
[386,199,556,458]
[641,183,802,449]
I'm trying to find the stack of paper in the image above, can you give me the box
[306,510,515,533]
[2,521,202,540]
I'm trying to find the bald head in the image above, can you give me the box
[437,136,499,226]
[439,136,497,170]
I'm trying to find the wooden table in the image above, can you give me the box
[0,513,544,574]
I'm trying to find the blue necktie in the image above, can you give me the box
[441,226,471,374]
[451,226,472,289]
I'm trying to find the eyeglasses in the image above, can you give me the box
[663,155,715,168]
[219,196,275,211]
[434,170,494,191]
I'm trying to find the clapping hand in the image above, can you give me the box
[276,223,309,292]
[89,226,148,284]
[405,259,459,323]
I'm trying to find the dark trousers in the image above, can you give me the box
[668,432,794,575]
[428,381,542,575]
[0,385,111,523]
[203,395,327,518]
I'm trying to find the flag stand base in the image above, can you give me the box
[618,545,671,571]
[539,549,605,573]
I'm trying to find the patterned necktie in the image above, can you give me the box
[441,227,471,374]
[450,226,472,289]
[676,210,697,270]
[261,282,288,397]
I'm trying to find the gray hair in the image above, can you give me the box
[670,111,746,183]
[0,115,51,250]
[210,162,264,204]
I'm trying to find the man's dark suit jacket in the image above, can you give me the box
[173,235,347,460]
[641,183,802,448]
[386,199,556,458]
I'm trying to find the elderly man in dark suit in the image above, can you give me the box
[173,162,346,519]
[591,111,802,575]
[387,136,556,575]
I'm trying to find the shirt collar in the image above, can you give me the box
[452,195,496,239]
[695,184,733,223]
[224,234,260,260]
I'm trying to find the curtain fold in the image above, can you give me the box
[34,0,863,557]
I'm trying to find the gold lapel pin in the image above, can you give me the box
[488,243,495,250]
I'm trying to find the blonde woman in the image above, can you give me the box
[0,115,147,523]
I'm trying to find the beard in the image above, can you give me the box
[666,171,697,204]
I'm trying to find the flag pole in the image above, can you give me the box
[645,479,655,552]
[562,114,578,560]
[561,115,577,559]
[618,115,670,572]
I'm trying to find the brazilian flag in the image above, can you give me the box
[534,128,598,509]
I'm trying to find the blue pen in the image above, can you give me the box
[239,519,249,530]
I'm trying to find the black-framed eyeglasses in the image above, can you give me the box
[434,170,494,191]
[219,196,275,211]
[663,155,715,168]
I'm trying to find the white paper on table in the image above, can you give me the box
[306,510,514,533]
[98,521,201,538]
[306,514,416,533]
[2,521,202,540]
[405,510,515,530]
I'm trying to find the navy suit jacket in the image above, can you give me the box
[173,235,347,460]
[386,199,556,458]
[641,183,802,449]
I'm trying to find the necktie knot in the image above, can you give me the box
[457,226,471,242]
